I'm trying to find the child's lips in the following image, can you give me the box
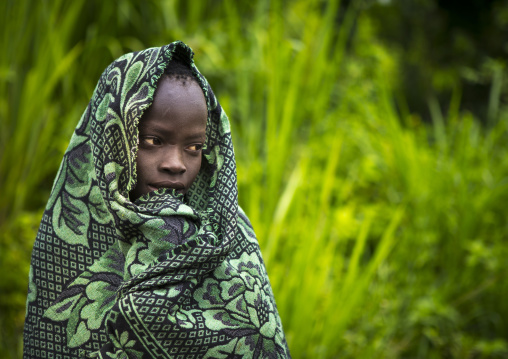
[149,181,186,193]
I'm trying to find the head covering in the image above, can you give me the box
[23,41,290,359]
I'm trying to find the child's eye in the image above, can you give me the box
[187,144,203,151]
[141,136,161,146]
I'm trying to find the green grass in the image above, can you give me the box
[2,0,508,358]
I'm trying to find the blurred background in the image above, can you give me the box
[1,0,508,357]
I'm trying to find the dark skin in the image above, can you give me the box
[130,76,208,201]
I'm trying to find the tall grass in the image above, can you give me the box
[2,0,508,358]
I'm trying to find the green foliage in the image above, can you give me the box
[366,0,508,121]
[2,0,508,358]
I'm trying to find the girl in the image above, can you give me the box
[24,41,290,359]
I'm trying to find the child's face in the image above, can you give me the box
[130,76,207,201]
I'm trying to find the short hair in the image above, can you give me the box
[163,60,198,86]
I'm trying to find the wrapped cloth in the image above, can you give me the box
[23,41,290,359]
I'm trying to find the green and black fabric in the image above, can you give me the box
[23,41,290,359]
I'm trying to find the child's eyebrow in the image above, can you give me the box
[185,133,206,141]
[139,123,206,139]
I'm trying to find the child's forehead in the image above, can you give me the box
[153,74,205,103]
[155,76,206,104]
[139,76,207,128]
[160,60,209,104]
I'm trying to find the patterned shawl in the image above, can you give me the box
[23,41,290,359]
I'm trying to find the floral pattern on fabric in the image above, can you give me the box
[195,252,287,358]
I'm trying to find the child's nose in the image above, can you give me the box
[159,147,186,174]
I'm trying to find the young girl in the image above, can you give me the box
[23,41,290,358]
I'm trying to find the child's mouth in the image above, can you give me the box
[149,181,186,193]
